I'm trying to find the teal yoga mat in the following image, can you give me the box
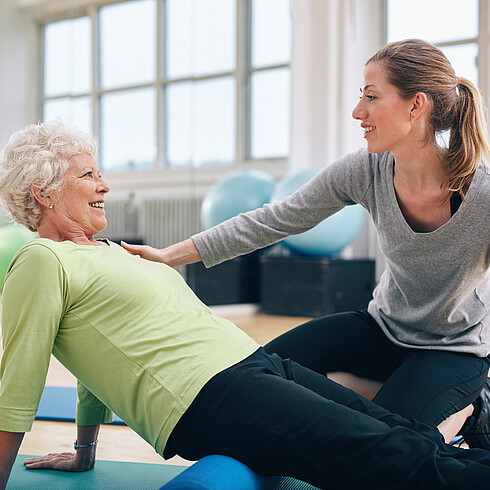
[36,386,124,425]
[11,456,320,490]
[9,455,186,489]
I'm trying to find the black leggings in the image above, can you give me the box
[265,310,490,426]
[165,349,490,489]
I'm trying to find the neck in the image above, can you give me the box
[37,221,103,246]
[392,144,448,192]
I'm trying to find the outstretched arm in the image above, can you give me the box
[122,238,202,267]
[23,424,100,473]
[0,430,24,490]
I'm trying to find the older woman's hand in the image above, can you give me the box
[24,451,95,472]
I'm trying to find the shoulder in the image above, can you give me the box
[13,238,62,263]
[325,149,392,177]
[6,238,64,281]
[470,162,490,202]
[480,161,490,183]
[316,149,392,200]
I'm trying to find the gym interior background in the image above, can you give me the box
[0,0,486,287]
[0,0,487,486]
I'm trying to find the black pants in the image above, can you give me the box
[165,348,490,489]
[265,310,490,426]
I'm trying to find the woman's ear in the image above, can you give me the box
[410,92,429,122]
[31,184,52,208]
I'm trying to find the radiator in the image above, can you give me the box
[142,196,203,249]
[102,195,204,248]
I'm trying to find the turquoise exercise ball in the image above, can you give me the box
[0,224,38,287]
[201,170,275,229]
[271,168,364,256]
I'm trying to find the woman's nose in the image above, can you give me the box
[98,177,110,194]
[352,100,365,121]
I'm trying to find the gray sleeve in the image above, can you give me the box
[192,148,375,267]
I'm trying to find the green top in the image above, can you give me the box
[0,238,258,455]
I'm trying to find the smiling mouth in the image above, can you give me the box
[363,126,376,136]
[89,202,105,209]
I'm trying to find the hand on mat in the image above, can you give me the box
[121,242,166,263]
[24,452,95,472]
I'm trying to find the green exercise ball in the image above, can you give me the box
[0,224,38,287]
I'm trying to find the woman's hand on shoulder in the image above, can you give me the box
[121,238,202,268]
[24,452,95,472]
[121,241,167,263]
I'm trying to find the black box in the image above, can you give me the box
[260,254,375,317]
[186,252,261,306]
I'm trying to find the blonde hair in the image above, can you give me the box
[0,121,97,231]
[369,39,489,201]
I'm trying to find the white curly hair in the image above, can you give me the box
[0,121,97,231]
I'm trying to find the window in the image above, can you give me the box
[386,0,480,87]
[43,17,92,133]
[41,0,292,174]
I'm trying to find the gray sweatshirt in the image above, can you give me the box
[192,149,490,356]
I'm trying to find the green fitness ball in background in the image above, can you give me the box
[0,224,38,288]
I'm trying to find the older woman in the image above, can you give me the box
[1,122,490,490]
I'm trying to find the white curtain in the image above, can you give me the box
[289,0,386,277]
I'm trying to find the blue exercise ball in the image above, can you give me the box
[271,168,364,256]
[201,170,275,229]
[0,224,38,287]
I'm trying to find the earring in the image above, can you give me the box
[49,203,54,209]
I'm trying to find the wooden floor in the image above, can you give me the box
[14,308,311,467]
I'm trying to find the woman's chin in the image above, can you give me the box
[366,141,386,154]
[91,220,107,236]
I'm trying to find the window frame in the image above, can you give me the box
[31,0,290,191]
[384,0,489,104]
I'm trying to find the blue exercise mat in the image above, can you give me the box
[160,455,321,490]
[36,386,125,425]
[10,455,186,489]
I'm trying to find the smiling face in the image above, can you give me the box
[352,62,417,154]
[51,152,110,239]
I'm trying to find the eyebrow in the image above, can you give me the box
[361,84,376,92]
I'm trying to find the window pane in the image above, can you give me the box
[165,82,192,167]
[44,17,91,96]
[387,0,478,44]
[165,77,235,167]
[251,68,290,159]
[194,77,235,166]
[43,97,92,135]
[251,0,292,68]
[441,43,478,87]
[165,0,236,78]
[100,88,156,171]
[100,0,156,89]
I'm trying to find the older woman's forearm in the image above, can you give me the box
[0,430,24,489]
[74,424,100,470]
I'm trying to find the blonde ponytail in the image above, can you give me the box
[446,77,489,201]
